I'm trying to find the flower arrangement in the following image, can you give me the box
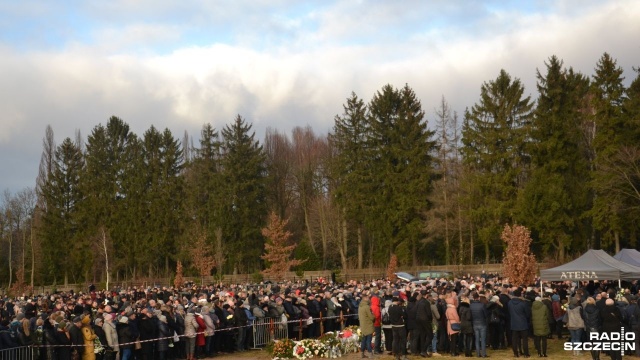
[268,327,362,360]
[267,338,296,359]
[338,326,361,354]
[293,339,328,359]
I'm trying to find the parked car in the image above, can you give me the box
[415,270,452,280]
[394,272,431,285]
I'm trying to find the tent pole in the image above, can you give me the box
[619,279,621,289]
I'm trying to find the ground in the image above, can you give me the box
[210,337,637,359]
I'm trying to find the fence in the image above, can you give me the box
[24,263,554,294]
[0,346,33,360]
[251,317,289,348]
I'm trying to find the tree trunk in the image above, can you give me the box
[318,201,328,269]
[368,233,374,268]
[30,228,35,288]
[101,228,110,291]
[458,204,463,265]
[615,230,620,254]
[357,226,363,269]
[341,216,348,272]
[214,227,225,272]
[469,221,474,265]
[443,170,450,265]
[303,199,317,255]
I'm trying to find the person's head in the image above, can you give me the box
[72,316,82,328]
[585,297,596,305]
[606,298,614,306]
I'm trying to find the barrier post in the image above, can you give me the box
[298,318,303,340]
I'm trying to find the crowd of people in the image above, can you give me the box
[0,274,639,360]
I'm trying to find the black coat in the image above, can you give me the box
[458,302,473,334]
[116,322,133,350]
[0,324,19,349]
[583,303,601,331]
[68,325,84,353]
[406,300,418,330]
[415,298,433,328]
[157,321,171,352]
[388,304,406,326]
[601,304,623,333]
[138,315,158,341]
[55,328,72,359]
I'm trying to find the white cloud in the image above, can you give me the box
[0,0,639,192]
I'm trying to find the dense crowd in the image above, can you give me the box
[0,274,639,360]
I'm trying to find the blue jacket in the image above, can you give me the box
[470,300,488,327]
[508,297,531,331]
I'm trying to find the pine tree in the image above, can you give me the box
[220,115,268,273]
[461,70,533,262]
[261,212,305,281]
[366,84,437,266]
[589,53,631,252]
[141,126,184,277]
[518,56,591,261]
[40,137,85,283]
[329,92,370,268]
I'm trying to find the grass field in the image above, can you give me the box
[212,336,638,359]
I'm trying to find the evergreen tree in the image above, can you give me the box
[183,124,227,270]
[40,138,84,283]
[367,84,437,265]
[589,53,630,252]
[220,115,268,273]
[329,92,370,268]
[518,56,591,261]
[141,126,184,276]
[461,70,533,262]
[82,117,139,279]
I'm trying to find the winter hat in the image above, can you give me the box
[490,296,500,303]
[94,318,103,326]
[103,314,113,322]
[119,316,128,324]
[535,297,542,302]
[552,294,560,302]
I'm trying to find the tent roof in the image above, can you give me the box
[614,248,640,267]
[539,249,640,281]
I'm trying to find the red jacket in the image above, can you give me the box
[195,315,206,346]
[371,295,381,327]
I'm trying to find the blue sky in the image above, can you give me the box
[1,0,639,194]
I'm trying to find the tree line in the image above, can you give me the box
[0,52,639,287]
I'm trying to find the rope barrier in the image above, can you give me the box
[31,313,359,348]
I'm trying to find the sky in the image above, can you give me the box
[1,0,639,194]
